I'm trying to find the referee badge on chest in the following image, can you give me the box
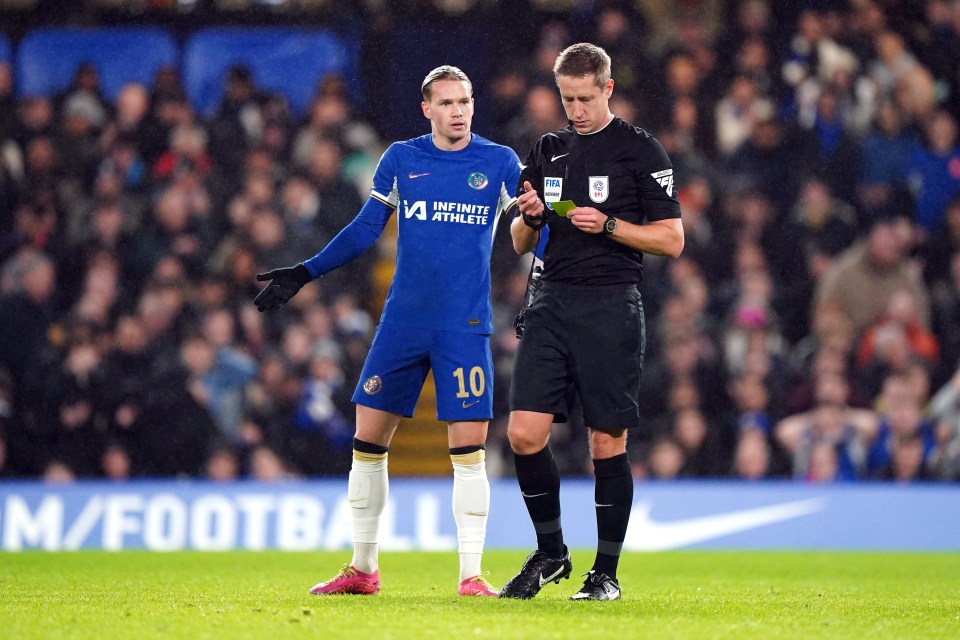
[589,176,609,203]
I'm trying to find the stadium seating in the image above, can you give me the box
[14,27,178,101]
[181,27,358,118]
[0,33,10,62]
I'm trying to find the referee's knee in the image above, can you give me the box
[507,412,552,454]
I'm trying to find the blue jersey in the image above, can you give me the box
[373,134,519,334]
[304,133,520,335]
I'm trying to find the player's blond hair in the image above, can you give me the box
[421,65,472,101]
[553,43,612,89]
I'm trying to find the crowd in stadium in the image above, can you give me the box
[0,0,959,483]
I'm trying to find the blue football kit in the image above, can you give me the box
[302,133,521,420]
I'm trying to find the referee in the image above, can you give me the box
[499,43,684,601]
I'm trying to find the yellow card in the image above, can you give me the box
[550,200,576,217]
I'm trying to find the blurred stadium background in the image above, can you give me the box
[0,0,959,551]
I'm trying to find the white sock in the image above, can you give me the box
[348,452,388,574]
[452,453,489,581]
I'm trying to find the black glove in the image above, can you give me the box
[254,264,313,312]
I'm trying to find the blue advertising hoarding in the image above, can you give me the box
[1,479,957,552]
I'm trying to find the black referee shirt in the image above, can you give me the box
[518,116,681,286]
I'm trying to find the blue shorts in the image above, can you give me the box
[352,323,493,422]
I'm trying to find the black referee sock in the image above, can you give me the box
[513,446,564,558]
[592,453,633,579]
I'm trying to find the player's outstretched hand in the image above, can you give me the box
[254,264,312,312]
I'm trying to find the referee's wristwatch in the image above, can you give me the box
[603,215,618,235]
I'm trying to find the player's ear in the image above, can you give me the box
[421,101,431,120]
[605,78,614,97]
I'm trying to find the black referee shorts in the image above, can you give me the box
[509,281,645,430]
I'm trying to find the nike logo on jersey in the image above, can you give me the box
[409,172,431,179]
[462,399,481,409]
[538,566,566,587]
[625,498,826,551]
[551,153,569,162]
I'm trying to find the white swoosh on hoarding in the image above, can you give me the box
[625,498,826,551]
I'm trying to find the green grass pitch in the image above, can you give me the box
[4,550,958,639]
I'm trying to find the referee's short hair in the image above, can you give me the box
[553,43,612,88]
[421,65,472,101]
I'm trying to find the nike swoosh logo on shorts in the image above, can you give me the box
[521,491,548,499]
[551,153,569,162]
[462,399,480,408]
[538,566,566,587]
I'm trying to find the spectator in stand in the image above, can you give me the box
[815,214,930,338]
[502,84,568,157]
[103,82,150,147]
[135,337,219,477]
[101,441,134,480]
[208,64,270,173]
[866,371,936,475]
[724,113,796,212]
[873,31,936,125]
[0,250,57,382]
[206,442,241,481]
[590,4,650,100]
[1,186,65,267]
[805,438,849,483]
[289,350,353,476]
[303,136,365,236]
[200,307,258,438]
[134,186,215,281]
[714,74,773,157]
[731,428,773,480]
[248,444,296,481]
[731,36,778,101]
[152,123,213,184]
[857,100,917,222]
[670,407,723,477]
[854,289,939,398]
[139,92,194,170]
[787,86,862,205]
[44,340,108,478]
[649,50,703,134]
[641,435,686,480]
[904,110,960,235]
[790,178,859,284]
[279,173,327,256]
[776,391,876,480]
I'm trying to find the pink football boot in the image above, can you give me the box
[310,565,381,595]
[457,574,499,597]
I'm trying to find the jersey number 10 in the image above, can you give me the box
[453,367,485,398]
